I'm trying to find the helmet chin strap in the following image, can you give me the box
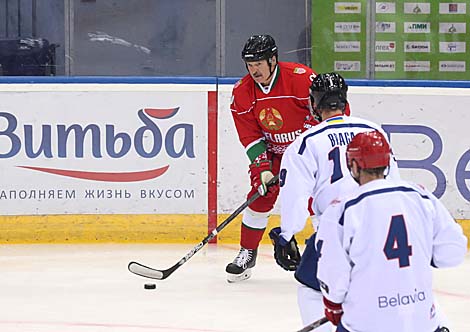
[311,109,322,122]
[261,59,277,85]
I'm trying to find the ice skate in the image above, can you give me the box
[225,247,257,283]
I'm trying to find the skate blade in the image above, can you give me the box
[227,268,252,283]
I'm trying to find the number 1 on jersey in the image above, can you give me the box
[328,147,343,183]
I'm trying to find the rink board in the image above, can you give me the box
[0,214,466,244]
[0,214,312,244]
[0,80,469,244]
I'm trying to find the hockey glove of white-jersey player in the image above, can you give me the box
[249,160,279,197]
[268,227,301,271]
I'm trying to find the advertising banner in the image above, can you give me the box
[312,1,470,80]
[0,84,211,215]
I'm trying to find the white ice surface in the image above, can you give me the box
[0,244,468,332]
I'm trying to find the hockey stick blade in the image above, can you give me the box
[128,175,279,280]
[296,317,329,332]
[128,261,168,280]
[128,236,210,280]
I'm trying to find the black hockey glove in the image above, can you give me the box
[268,227,301,271]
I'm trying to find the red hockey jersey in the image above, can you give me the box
[230,62,316,160]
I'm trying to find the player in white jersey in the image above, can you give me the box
[268,72,399,331]
[315,130,467,332]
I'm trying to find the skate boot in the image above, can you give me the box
[225,247,257,283]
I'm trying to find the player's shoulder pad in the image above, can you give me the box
[290,124,316,151]
[294,120,331,155]
[232,73,253,92]
[348,116,380,129]
[231,77,256,114]
[348,117,389,138]
[279,61,314,78]
[305,118,331,136]
[406,181,432,196]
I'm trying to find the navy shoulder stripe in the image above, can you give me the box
[298,123,374,155]
[338,186,430,225]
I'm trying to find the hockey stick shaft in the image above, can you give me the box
[296,317,329,332]
[128,175,279,280]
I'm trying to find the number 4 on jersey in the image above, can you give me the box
[384,215,413,268]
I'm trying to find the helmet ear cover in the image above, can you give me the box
[346,131,391,170]
[311,91,347,111]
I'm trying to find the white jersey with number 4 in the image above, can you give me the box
[316,179,468,332]
[279,115,399,241]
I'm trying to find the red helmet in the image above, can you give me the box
[346,130,390,169]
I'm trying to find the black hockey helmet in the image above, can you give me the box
[241,35,278,63]
[310,72,348,112]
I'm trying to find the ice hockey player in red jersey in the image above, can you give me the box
[226,34,333,282]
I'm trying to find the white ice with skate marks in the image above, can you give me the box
[0,244,468,332]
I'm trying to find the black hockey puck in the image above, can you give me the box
[144,283,156,290]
